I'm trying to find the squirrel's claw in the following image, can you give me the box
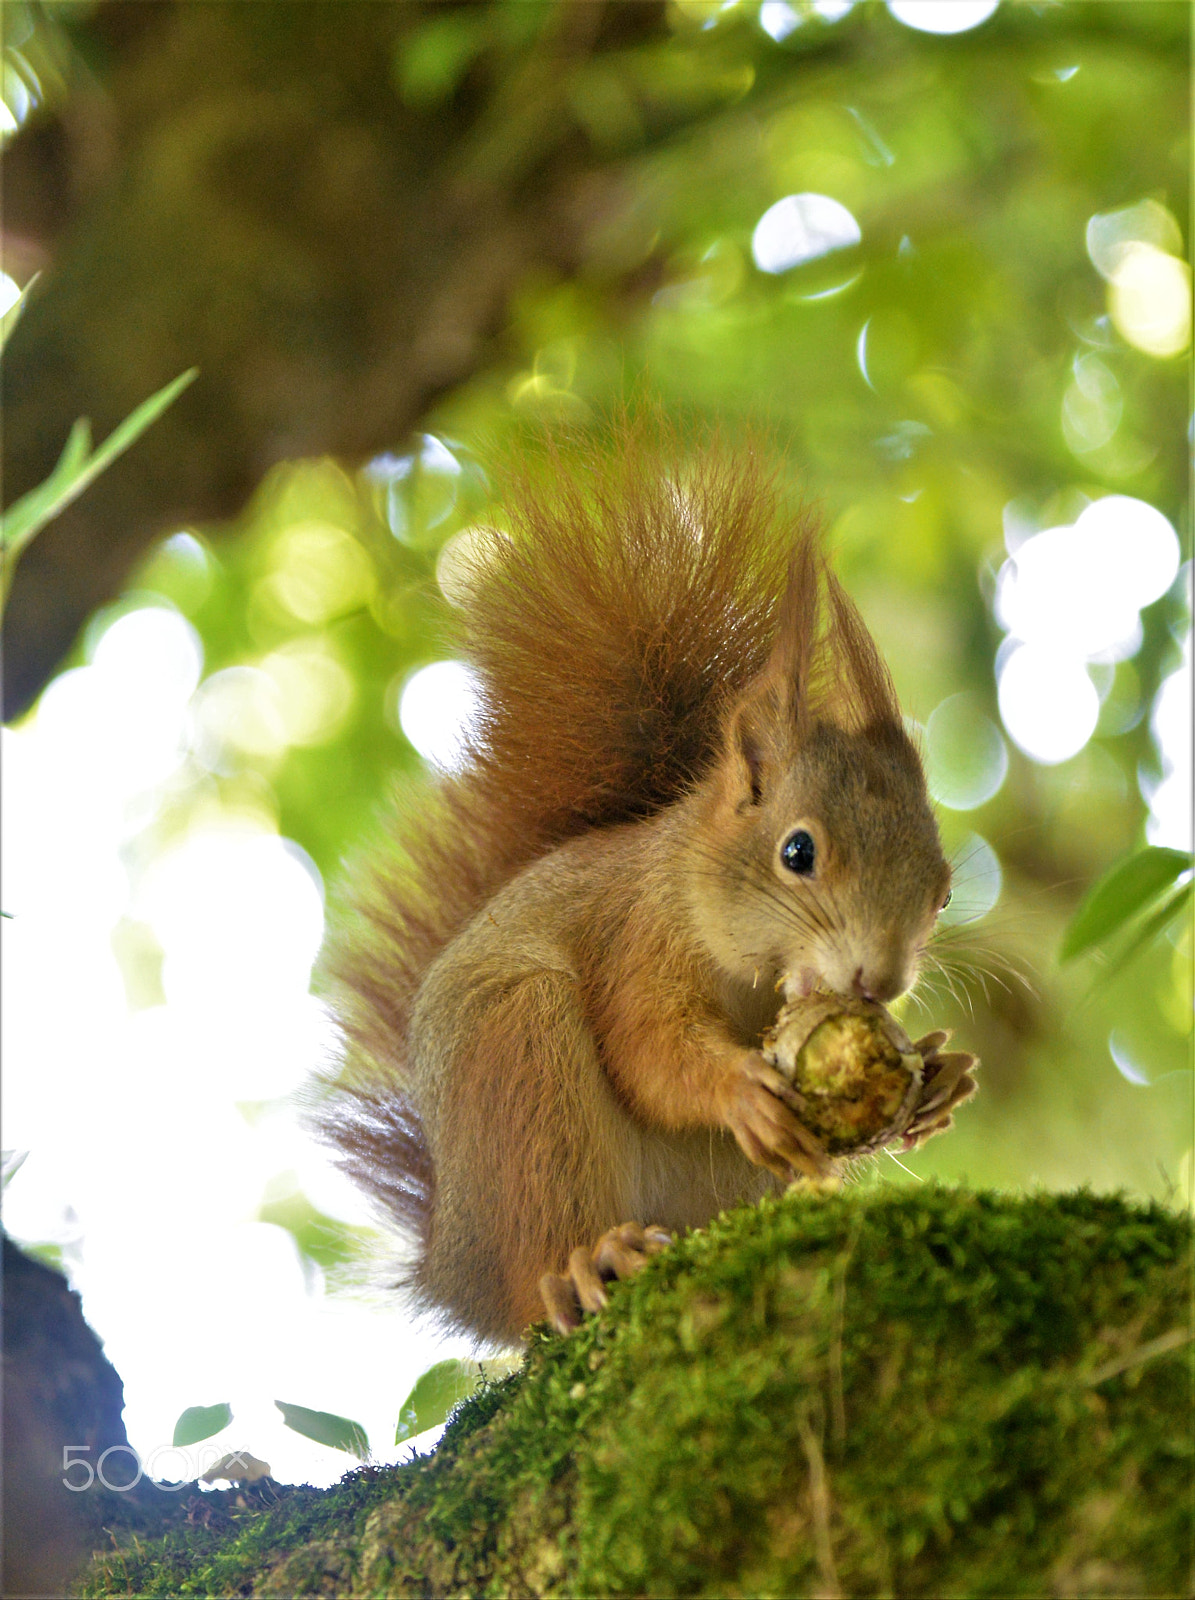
[902,1048,979,1148]
[912,1029,951,1056]
[539,1271,583,1335]
[724,1055,833,1182]
[539,1221,674,1335]
[568,1244,611,1314]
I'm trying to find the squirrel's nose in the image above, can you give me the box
[852,966,903,1004]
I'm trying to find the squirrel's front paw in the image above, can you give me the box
[538,1221,672,1336]
[902,1032,978,1147]
[723,1054,832,1182]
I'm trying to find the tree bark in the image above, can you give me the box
[1,0,665,719]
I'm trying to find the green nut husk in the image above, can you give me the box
[761,994,923,1157]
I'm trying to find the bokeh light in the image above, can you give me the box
[1,597,468,1486]
[34,606,202,808]
[942,833,1002,926]
[760,0,799,32]
[763,0,855,30]
[997,644,1100,766]
[1109,1032,1152,1088]
[887,0,998,35]
[1085,199,1190,359]
[996,503,1174,660]
[396,661,481,771]
[924,695,1008,811]
[1108,244,1191,359]
[1145,623,1193,851]
[189,666,290,766]
[1086,199,1184,277]
[751,194,861,274]
[368,434,463,545]
[0,60,33,132]
[259,640,355,747]
[138,829,325,1006]
[1061,354,1121,456]
[435,525,505,609]
[994,496,1180,765]
[263,522,376,625]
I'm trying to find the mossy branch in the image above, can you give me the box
[78,1187,1192,1599]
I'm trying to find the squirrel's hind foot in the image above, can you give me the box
[539,1221,672,1335]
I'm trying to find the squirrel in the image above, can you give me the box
[316,420,977,1345]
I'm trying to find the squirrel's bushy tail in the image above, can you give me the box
[316,417,814,1280]
[465,421,808,836]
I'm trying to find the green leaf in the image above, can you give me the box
[395,13,489,107]
[0,367,198,597]
[394,1357,482,1444]
[1101,879,1194,982]
[1,1150,28,1189]
[0,272,39,352]
[173,1402,233,1447]
[1060,847,1194,963]
[1,1152,27,1190]
[275,1400,370,1459]
[0,417,90,590]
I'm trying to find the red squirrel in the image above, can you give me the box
[317,422,976,1343]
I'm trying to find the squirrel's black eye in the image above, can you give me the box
[780,829,816,876]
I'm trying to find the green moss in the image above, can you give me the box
[81,1188,1194,1597]
[82,1468,402,1597]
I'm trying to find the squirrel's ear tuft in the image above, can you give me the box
[819,570,903,732]
[747,522,903,739]
[767,528,821,727]
[772,532,903,735]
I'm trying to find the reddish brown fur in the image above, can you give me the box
[315,418,942,1337]
[319,423,804,1212]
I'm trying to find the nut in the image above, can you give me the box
[761,994,923,1157]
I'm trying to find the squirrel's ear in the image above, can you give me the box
[721,678,791,806]
[719,532,820,803]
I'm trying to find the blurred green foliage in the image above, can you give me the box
[0,368,196,611]
[173,1403,233,1450]
[274,1401,369,1461]
[1061,845,1193,969]
[17,0,1193,1202]
[394,1359,484,1446]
